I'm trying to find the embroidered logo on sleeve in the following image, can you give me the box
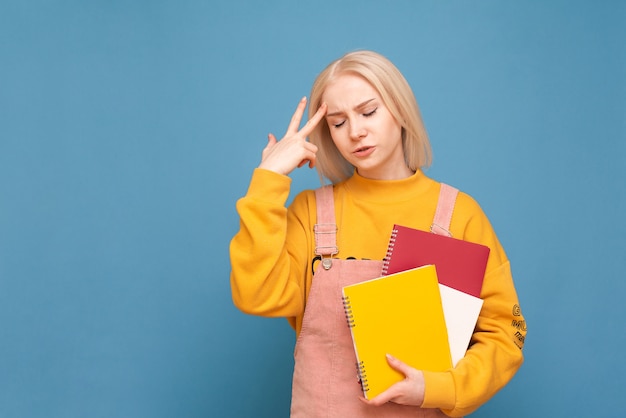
[511,304,526,349]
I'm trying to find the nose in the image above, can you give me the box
[349,119,366,140]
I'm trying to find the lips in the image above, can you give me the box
[353,146,375,157]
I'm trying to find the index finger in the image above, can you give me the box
[285,97,308,135]
[361,385,397,407]
[298,102,328,137]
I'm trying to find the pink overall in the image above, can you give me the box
[290,185,457,417]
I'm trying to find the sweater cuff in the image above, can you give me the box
[246,168,292,204]
[421,370,456,410]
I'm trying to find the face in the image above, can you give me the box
[322,73,412,180]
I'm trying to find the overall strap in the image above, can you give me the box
[314,186,338,261]
[430,183,459,237]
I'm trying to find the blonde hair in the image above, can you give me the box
[308,50,432,184]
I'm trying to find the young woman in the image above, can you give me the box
[230,50,526,417]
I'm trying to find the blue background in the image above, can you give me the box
[1,1,625,417]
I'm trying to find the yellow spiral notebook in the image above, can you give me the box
[342,265,452,400]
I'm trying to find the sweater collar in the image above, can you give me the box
[342,169,434,203]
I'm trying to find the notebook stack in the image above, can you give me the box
[342,224,490,400]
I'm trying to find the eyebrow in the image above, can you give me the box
[326,98,377,117]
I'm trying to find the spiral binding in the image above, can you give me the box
[356,360,369,393]
[381,228,398,275]
[342,295,355,328]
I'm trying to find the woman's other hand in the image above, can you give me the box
[360,354,426,407]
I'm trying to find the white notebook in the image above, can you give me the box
[438,284,484,366]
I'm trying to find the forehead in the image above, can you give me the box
[322,74,380,107]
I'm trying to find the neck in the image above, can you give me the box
[356,164,415,181]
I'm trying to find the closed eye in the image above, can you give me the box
[364,107,377,117]
[329,106,376,128]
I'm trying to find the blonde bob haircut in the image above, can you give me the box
[308,50,432,184]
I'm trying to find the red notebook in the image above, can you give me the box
[382,224,490,298]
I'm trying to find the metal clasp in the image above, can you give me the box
[430,223,453,237]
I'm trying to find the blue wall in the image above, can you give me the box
[1,1,624,416]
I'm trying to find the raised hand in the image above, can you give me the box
[258,97,327,176]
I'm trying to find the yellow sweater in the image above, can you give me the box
[230,168,526,417]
